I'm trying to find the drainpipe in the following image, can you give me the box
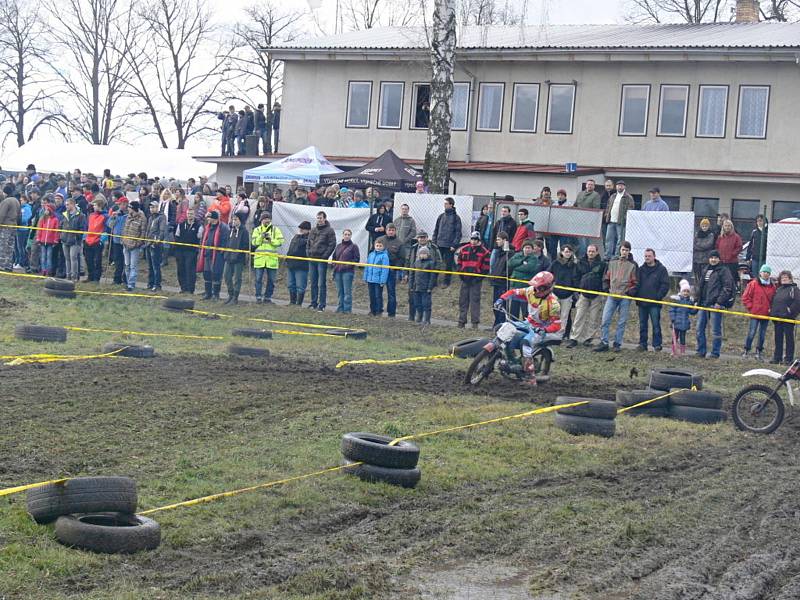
[460,64,478,164]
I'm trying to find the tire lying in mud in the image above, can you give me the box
[341,432,420,469]
[615,389,670,417]
[43,287,77,299]
[667,405,727,425]
[26,477,137,524]
[102,342,155,358]
[227,344,270,358]
[55,513,160,554]
[14,324,68,343]
[450,338,490,359]
[555,397,617,420]
[44,278,75,292]
[231,328,273,340]
[669,389,723,410]
[162,297,195,311]
[649,369,703,392]
[554,413,616,438]
[341,460,421,489]
[324,329,367,340]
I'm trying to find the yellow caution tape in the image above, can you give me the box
[186,309,355,331]
[74,289,167,299]
[336,354,455,369]
[63,326,224,340]
[1,347,126,365]
[273,329,343,338]
[0,478,69,497]
[616,388,684,414]
[0,271,46,279]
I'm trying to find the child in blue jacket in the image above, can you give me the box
[668,279,697,356]
[364,239,390,316]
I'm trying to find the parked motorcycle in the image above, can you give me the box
[464,312,559,386]
[731,359,800,434]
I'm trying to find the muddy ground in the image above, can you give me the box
[2,355,800,599]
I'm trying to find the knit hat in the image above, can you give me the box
[759,264,772,274]
[298,220,311,230]
[522,239,535,249]
[418,246,430,257]
[700,218,710,227]
[209,210,219,219]
[709,250,720,258]
[679,279,691,293]
[260,211,272,220]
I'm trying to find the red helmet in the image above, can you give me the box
[529,271,554,298]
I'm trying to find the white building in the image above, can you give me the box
[197,10,800,237]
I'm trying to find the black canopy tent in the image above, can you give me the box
[320,149,422,193]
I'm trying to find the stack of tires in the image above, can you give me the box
[43,278,76,299]
[667,389,727,424]
[340,432,421,488]
[554,397,617,438]
[26,477,160,554]
[15,324,68,343]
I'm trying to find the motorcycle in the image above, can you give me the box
[731,358,800,434]
[464,311,559,386]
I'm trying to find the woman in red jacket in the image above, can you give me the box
[715,219,743,289]
[36,204,60,275]
[84,196,108,282]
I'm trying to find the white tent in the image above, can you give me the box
[0,139,214,179]
[243,146,341,186]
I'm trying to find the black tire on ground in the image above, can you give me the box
[670,389,724,410]
[44,287,77,299]
[615,389,671,410]
[44,278,75,291]
[231,328,273,340]
[649,369,703,392]
[26,477,137,524]
[341,460,421,489]
[14,324,68,343]
[101,342,155,358]
[54,513,160,554]
[341,432,420,469]
[227,343,270,357]
[162,297,195,311]
[555,397,617,420]
[554,413,616,438]
[623,407,670,418]
[450,338,490,359]
[324,329,367,340]
[667,405,727,425]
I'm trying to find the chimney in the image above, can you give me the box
[735,0,760,23]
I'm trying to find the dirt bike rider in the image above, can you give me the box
[495,271,562,384]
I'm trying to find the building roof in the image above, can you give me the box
[269,23,800,53]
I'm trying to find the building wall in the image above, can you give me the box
[280,58,800,174]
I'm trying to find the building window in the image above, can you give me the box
[618,84,649,136]
[731,198,760,239]
[737,85,769,139]
[696,85,728,138]
[693,197,719,225]
[657,84,689,137]
[662,195,681,211]
[452,82,470,131]
[773,201,800,222]
[631,194,642,210]
[410,83,430,129]
[346,81,372,128]
[477,82,504,131]
[510,83,539,133]
[377,82,404,129]
[546,84,576,134]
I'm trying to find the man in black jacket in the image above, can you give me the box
[567,244,606,347]
[696,250,734,358]
[491,205,517,243]
[432,197,462,287]
[635,248,670,352]
[549,244,580,338]
[174,209,201,293]
[223,214,250,304]
[746,214,768,278]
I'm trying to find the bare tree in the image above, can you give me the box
[423,0,456,193]
[342,0,421,29]
[0,0,66,148]
[759,0,800,20]
[458,0,521,25]
[47,0,138,145]
[229,1,305,115]
[124,0,231,149]
[625,0,730,23]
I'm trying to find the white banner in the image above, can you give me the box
[394,193,474,244]
[766,222,800,280]
[493,202,602,238]
[270,203,371,261]
[626,210,694,273]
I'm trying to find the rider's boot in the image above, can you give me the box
[522,357,537,386]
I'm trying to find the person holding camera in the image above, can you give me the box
[251,211,284,303]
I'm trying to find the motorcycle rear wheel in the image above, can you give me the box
[731,384,785,434]
[465,350,497,386]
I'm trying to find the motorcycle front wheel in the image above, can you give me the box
[731,384,785,434]
[532,350,552,376]
[465,349,497,386]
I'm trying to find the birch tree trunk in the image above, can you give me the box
[423,0,456,194]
